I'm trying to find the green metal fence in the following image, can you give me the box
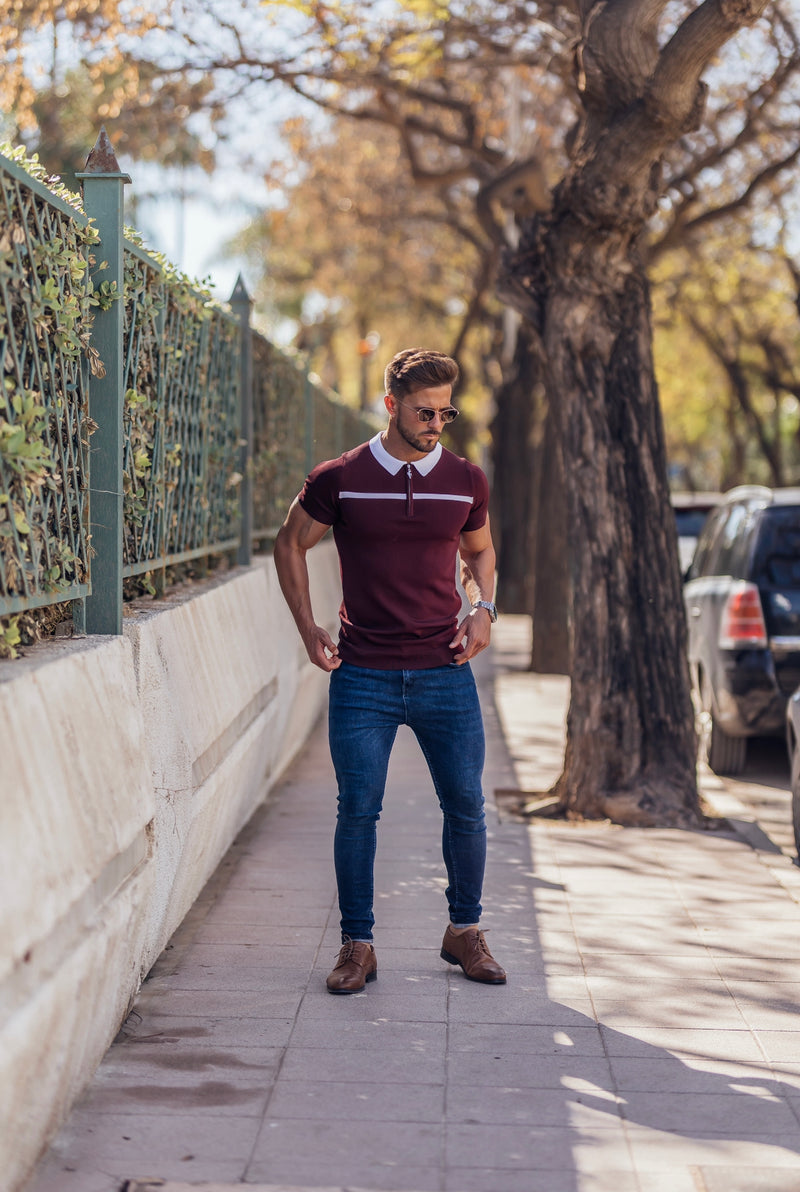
[250,335,380,540]
[0,132,378,632]
[0,151,93,614]
[121,243,242,582]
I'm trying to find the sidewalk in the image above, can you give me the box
[25,617,800,1192]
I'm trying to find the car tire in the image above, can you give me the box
[698,673,747,776]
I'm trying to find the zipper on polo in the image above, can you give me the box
[405,463,414,516]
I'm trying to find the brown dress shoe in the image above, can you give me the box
[326,937,378,994]
[440,925,506,984]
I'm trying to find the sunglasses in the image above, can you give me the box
[397,400,459,424]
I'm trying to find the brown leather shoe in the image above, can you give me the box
[326,937,377,994]
[441,925,506,984]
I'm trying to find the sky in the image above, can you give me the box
[128,161,259,303]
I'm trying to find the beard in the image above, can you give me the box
[395,415,440,454]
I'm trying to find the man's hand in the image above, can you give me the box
[303,625,342,672]
[449,606,492,664]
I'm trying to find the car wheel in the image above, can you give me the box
[697,673,747,776]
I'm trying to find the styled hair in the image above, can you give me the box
[384,348,459,399]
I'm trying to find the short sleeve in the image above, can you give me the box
[462,463,489,533]
[298,458,341,526]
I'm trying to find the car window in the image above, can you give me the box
[714,504,751,577]
[688,507,729,578]
[752,507,800,587]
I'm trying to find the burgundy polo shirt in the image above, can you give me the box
[298,433,489,669]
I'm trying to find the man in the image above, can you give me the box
[273,348,505,993]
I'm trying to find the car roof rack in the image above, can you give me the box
[723,485,773,502]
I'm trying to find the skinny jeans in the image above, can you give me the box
[328,660,486,942]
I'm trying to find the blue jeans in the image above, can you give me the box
[328,660,486,942]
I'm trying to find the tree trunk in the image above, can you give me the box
[530,394,570,675]
[490,326,571,672]
[537,212,700,826]
[491,0,767,826]
[490,328,541,614]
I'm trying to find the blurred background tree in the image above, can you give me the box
[232,112,496,461]
[655,220,800,490]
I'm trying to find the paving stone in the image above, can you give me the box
[696,1168,800,1191]
[598,1025,766,1061]
[618,1088,799,1135]
[444,1170,639,1192]
[287,1016,446,1051]
[115,1014,295,1049]
[192,924,327,947]
[446,1082,621,1128]
[25,1167,121,1192]
[29,1109,259,1169]
[446,1051,615,1091]
[133,988,305,1018]
[444,1121,631,1170]
[247,1118,442,1186]
[447,1021,606,1056]
[278,1044,446,1085]
[609,1055,785,1093]
[266,1078,445,1122]
[96,1044,282,1082]
[624,1122,800,1168]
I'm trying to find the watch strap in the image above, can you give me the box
[472,600,497,622]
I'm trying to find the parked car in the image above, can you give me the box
[672,491,723,573]
[684,485,800,775]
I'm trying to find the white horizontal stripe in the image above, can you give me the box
[339,491,473,504]
[415,493,473,503]
[340,491,405,500]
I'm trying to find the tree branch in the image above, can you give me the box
[647,0,770,135]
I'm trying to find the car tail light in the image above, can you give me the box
[719,581,768,649]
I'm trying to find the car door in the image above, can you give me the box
[683,503,747,693]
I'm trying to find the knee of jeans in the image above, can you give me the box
[442,805,486,832]
[336,807,382,828]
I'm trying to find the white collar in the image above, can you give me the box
[369,432,442,476]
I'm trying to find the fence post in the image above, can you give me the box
[230,275,253,567]
[76,128,131,634]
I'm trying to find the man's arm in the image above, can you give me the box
[449,517,497,664]
[273,498,341,672]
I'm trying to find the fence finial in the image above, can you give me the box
[83,126,128,176]
[230,274,251,304]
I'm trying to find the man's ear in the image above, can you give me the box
[383,393,396,418]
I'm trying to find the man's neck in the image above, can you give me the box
[379,430,420,463]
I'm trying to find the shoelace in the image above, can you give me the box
[452,927,491,954]
[334,936,370,968]
[335,938,355,966]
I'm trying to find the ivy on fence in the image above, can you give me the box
[0,140,379,657]
[0,145,98,642]
[120,238,241,589]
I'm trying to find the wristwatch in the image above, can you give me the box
[472,600,498,623]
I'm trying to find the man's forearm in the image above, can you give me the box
[274,525,341,672]
[274,533,315,639]
[460,546,497,607]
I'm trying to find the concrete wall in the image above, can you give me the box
[0,545,341,1192]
